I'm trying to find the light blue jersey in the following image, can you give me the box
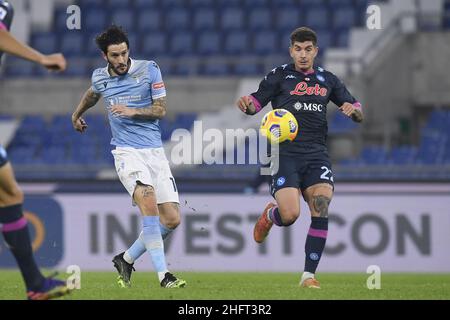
[91,58,166,148]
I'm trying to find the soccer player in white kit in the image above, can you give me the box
[71,25,186,288]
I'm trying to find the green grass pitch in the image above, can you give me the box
[1,270,449,300]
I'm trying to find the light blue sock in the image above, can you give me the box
[142,216,168,273]
[124,223,174,264]
[124,232,146,263]
[160,222,174,240]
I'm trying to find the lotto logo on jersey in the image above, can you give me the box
[290,82,328,97]
[152,82,165,90]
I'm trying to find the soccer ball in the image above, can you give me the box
[260,109,298,143]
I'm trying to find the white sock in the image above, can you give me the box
[301,272,315,284]
[123,251,134,264]
[158,270,169,282]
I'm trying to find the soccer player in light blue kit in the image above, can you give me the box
[71,26,186,288]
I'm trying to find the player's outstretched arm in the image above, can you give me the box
[0,29,66,71]
[236,96,256,115]
[72,88,101,133]
[339,102,364,123]
[110,97,167,120]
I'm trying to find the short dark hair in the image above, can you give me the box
[95,25,129,54]
[290,27,317,46]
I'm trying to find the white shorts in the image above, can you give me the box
[111,147,179,205]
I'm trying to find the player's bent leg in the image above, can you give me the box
[0,162,24,206]
[300,183,333,288]
[254,188,300,243]
[119,202,180,278]
[117,204,180,278]
[156,202,185,287]
[274,187,301,226]
[133,184,184,287]
[158,202,180,240]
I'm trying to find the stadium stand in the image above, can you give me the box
[3,0,370,77]
[1,0,449,188]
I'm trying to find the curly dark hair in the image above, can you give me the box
[95,25,129,54]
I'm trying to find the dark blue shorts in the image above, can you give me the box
[269,153,334,198]
[0,145,8,168]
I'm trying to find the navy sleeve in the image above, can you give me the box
[251,68,282,109]
[0,1,14,30]
[329,74,357,107]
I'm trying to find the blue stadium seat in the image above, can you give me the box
[252,30,278,55]
[160,120,174,141]
[243,0,270,8]
[110,10,135,31]
[78,0,106,9]
[137,10,162,32]
[224,32,249,54]
[60,32,84,56]
[416,149,443,164]
[159,0,186,8]
[328,110,358,133]
[53,8,69,32]
[339,158,364,167]
[153,61,172,76]
[62,58,90,77]
[175,112,197,130]
[300,0,326,6]
[221,8,245,30]
[193,8,216,30]
[304,7,330,30]
[170,33,195,56]
[248,8,272,30]
[140,33,167,56]
[107,0,132,8]
[8,147,37,165]
[191,0,216,7]
[89,57,107,73]
[134,0,158,9]
[216,0,241,8]
[86,33,101,57]
[40,147,68,165]
[31,33,58,54]
[197,32,221,55]
[332,7,357,29]
[84,9,108,32]
[233,62,263,75]
[172,63,195,76]
[275,8,302,32]
[165,9,190,30]
[127,33,139,54]
[334,29,350,48]
[272,0,298,6]
[328,0,353,8]
[360,146,388,165]
[21,115,46,130]
[389,146,417,165]
[200,62,230,76]
[4,57,35,77]
[315,30,332,50]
